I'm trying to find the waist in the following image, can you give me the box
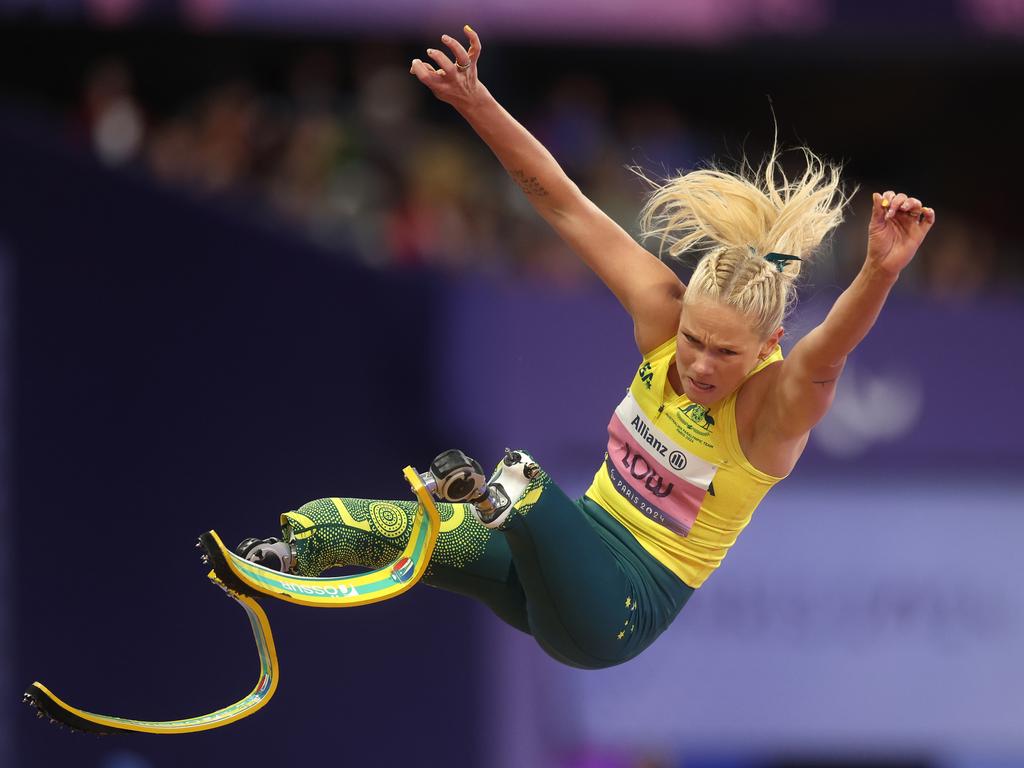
[585,463,766,588]
[576,496,695,607]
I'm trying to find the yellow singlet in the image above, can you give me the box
[585,337,786,588]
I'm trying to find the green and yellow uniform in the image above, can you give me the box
[586,337,785,588]
[280,339,785,668]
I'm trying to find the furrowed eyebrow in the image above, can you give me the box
[682,330,740,353]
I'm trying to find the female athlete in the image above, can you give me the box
[238,26,935,669]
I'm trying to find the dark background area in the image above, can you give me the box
[3,108,479,768]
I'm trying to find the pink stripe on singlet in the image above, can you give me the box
[605,413,710,536]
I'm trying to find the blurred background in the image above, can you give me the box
[2,1,1022,767]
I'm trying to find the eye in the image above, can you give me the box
[682,333,701,346]
[719,348,738,356]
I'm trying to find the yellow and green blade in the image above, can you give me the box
[23,586,278,735]
[23,465,438,735]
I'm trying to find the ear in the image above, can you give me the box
[760,326,784,358]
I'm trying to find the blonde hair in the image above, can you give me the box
[638,142,851,338]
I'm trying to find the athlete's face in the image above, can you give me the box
[674,298,782,407]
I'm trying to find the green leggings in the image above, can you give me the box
[280,462,694,669]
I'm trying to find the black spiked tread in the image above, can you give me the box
[23,683,113,735]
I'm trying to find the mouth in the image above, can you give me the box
[688,377,715,393]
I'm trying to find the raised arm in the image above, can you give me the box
[409,26,682,353]
[761,190,936,445]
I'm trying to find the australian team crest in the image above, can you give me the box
[679,403,715,431]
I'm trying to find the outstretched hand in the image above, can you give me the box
[867,190,936,277]
[409,25,484,110]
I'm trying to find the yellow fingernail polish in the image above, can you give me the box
[881,198,889,207]
[465,24,475,33]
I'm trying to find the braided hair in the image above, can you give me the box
[638,142,851,338]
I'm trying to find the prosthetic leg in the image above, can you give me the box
[194,466,442,607]
[23,458,459,733]
[200,448,540,606]
[22,584,277,735]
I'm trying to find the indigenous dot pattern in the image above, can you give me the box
[369,501,408,539]
[282,497,492,578]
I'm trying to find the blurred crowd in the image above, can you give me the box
[69,49,1002,298]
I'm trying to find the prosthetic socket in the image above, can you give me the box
[424,448,540,529]
[239,448,540,573]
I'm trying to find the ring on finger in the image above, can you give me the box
[456,60,471,71]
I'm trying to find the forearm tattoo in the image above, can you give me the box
[511,169,549,197]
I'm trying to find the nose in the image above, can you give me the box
[691,354,714,378]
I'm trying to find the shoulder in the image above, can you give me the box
[640,335,677,362]
[735,360,808,478]
[734,344,785,420]
[633,285,683,357]
[735,360,781,424]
